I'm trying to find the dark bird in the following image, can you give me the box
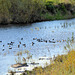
[0,41,2,43]
[3,45,4,47]
[9,47,12,49]
[23,44,26,47]
[32,42,35,46]
[18,45,20,48]
[21,38,23,40]
[19,42,21,44]
[2,49,5,51]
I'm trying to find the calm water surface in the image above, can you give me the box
[0,18,75,75]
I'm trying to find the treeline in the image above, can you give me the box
[0,0,75,24]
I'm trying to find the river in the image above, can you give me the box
[0,18,75,75]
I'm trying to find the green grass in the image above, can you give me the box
[46,0,75,4]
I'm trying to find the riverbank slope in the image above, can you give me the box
[27,50,75,75]
[0,0,75,25]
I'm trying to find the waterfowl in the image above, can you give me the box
[32,42,34,46]
[23,44,26,47]
[21,38,23,40]
[19,42,21,44]
[18,45,20,48]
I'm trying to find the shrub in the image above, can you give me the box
[45,1,55,14]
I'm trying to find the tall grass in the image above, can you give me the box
[26,50,75,75]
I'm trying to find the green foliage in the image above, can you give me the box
[46,0,75,4]
[46,1,55,14]
[10,0,46,23]
[0,0,74,24]
[58,3,67,13]
[41,12,54,20]
[0,0,11,24]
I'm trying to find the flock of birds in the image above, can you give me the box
[33,38,67,43]
[0,38,27,52]
[1,22,72,54]
[0,37,67,52]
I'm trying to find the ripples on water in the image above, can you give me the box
[0,18,75,74]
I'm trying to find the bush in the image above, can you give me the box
[45,1,56,14]
[58,3,67,13]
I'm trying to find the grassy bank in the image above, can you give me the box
[26,35,75,75]
[0,0,75,24]
[9,50,75,75]
[26,50,75,75]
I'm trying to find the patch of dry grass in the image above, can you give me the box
[28,50,75,75]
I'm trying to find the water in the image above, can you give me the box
[0,18,75,75]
